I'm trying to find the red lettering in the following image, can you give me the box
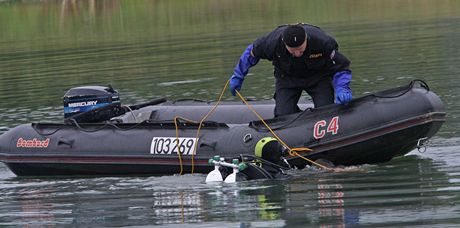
[16,138,24,147]
[314,120,327,139]
[42,138,50,147]
[327,116,339,135]
[16,138,50,148]
[313,116,340,139]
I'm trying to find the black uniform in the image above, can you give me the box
[251,24,351,116]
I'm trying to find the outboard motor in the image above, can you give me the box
[63,85,122,123]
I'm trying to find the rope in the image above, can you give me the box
[173,80,230,174]
[173,79,330,173]
[372,79,429,99]
[173,116,184,175]
[234,90,330,170]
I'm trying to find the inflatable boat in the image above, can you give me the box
[0,80,446,177]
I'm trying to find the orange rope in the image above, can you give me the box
[173,80,230,174]
[173,116,184,175]
[290,147,314,152]
[235,90,330,170]
[173,79,330,174]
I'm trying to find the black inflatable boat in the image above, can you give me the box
[0,80,446,177]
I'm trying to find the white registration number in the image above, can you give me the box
[150,137,197,155]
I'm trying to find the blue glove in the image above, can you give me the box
[333,70,353,104]
[229,75,244,96]
[229,44,260,96]
[335,89,352,104]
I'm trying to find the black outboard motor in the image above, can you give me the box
[63,85,167,124]
[63,85,122,123]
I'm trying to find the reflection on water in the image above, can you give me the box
[1,153,458,227]
[317,182,357,227]
[1,0,460,226]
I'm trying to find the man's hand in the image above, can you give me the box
[333,70,353,104]
[335,89,352,104]
[229,75,244,96]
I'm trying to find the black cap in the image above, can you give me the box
[282,25,306,47]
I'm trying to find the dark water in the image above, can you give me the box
[1,0,460,227]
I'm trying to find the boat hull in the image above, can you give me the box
[0,81,446,176]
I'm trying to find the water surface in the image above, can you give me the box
[1,0,460,227]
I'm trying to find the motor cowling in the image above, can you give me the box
[63,85,121,123]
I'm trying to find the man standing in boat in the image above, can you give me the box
[229,23,352,116]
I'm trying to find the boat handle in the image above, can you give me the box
[416,137,428,153]
[200,141,216,149]
[243,134,252,143]
[58,138,74,148]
